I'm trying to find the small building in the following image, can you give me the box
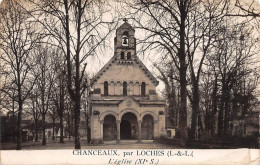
[22,120,61,141]
[89,20,166,144]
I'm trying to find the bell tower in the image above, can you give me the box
[114,19,136,61]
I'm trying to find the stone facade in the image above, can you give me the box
[89,21,166,143]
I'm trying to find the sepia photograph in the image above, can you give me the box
[0,0,259,165]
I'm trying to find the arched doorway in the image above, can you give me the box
[142,115,154,140]
[120,120,131,139]
[120,112,138,139]
[103,115,117,141]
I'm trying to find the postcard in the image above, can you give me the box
[0,0,259,165]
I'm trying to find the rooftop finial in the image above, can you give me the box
[123,18,128,22]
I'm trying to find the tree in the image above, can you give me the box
[26,0,117,149]
[48,105,58,141]
[0,71,19,142]
[26,89,41,141]
[50,49,67,143]
[33,45,55,145]
[199,66,218,137]
[125,0,259,142]
[185,0,229,139]
[0,0,41,149]
[206,19,259,136]
[125,0,198,145]
[155,62,180,128]
[228,0,260,18]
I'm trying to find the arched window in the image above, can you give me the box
[141,82,146,96]
[123,82,127,96]
[122,31,129,46]
[104,81,108,96]
[127,52,131,60]
[121,52,125,59]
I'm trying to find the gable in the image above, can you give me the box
[116,22,135,34]
[90,56,159,87]
[119,97,140,109]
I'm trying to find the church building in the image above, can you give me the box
[89,20,166,144]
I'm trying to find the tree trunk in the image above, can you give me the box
[190,82,199,140]
[35,119,38,141]
[178,4,188,146]
[223,94,230,136]
[16,99,22,150]
[16,81,22,150]
[218,88,225,137]
[68,112,71,140]
[74,71,81,148]
[86,114,91,144]
[241,98,249,119]
[60,114,64,143]
[59,77,65,143]
[52,118,55,140]
[198,113,204,136]
[74,95,81,149]
[204,109,210,136]
[87,126,91,144]
[168,92,177,127]
[42,114,46,145]
[179,63,188,145]
[73,0,82,149]
[64,0,72,143]
[211,76,218,137]
[12,108,16,143]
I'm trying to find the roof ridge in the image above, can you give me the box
[116,22,135,33]
[90,54,117,85]
[135,56,159,86]
[90,56,159,86]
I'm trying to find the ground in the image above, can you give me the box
[1,139,179,150]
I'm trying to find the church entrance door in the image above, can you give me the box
[103,115,117,140]
[141,115,154,140]
[120,112,138,140]
[120,120,131,139]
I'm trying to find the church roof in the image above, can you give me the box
[116,21,135,33]
[90,55,159,86]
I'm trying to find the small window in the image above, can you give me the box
[127,52,131,60]
[104,81,108,96]
[121,52,124,59]
[123,82,127,96]
[141,82,146,96]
